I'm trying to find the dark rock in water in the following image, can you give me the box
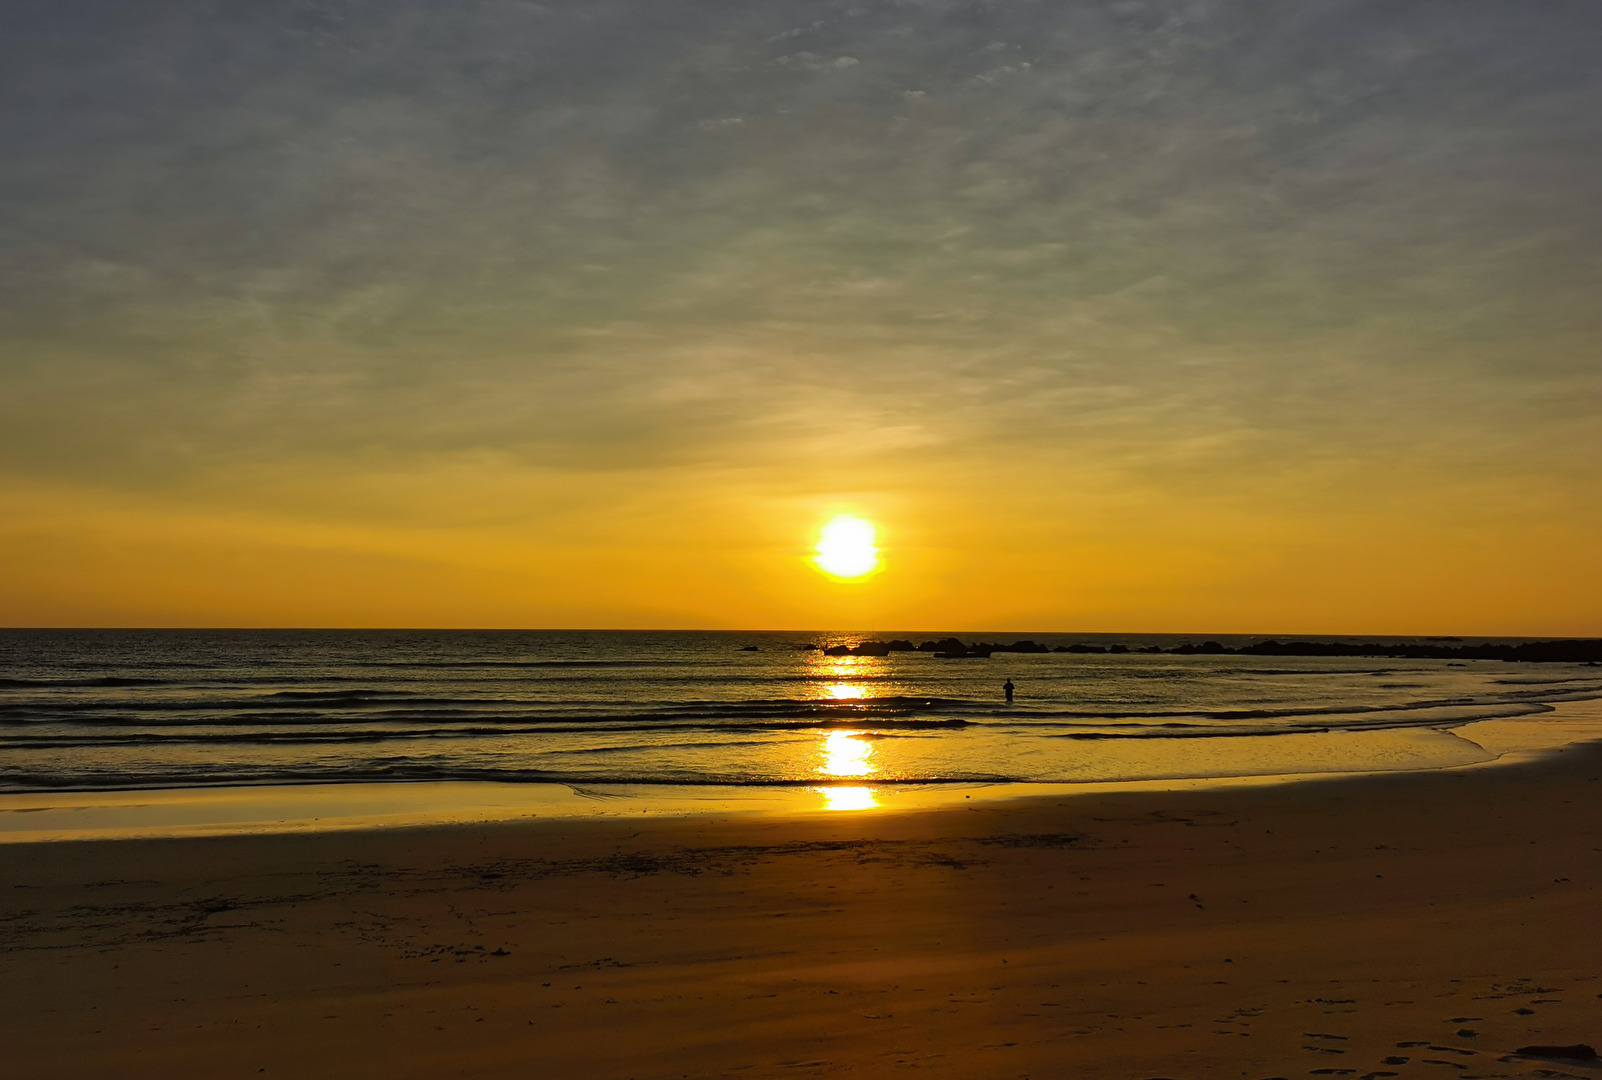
[992,639,1049,653]
[1062,643,1106,654]
[739,645,759,651]
[1514,1045,1597,1060]
[795,643,819,651]
[884,639,917,651]
[823,640,896,657]
[1108,644,1129,654]
[919,637,967,653]
[1172,640,1228,654]
[1180,637,1602,664]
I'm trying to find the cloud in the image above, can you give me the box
[0,0,1599,500]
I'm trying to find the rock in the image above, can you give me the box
[1514,1045,1597,1060]
[823,640,895,657]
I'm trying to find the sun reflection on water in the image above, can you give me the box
[813,730,880,811]
[820,730,873,776]
[806,652,889,700]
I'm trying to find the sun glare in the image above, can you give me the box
[813,515,880,579]
[820,730,874,777]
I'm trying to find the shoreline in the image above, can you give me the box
[3,735,1599,1078]
[5,697,1601,844]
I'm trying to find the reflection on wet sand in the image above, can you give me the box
[818,786,878,811]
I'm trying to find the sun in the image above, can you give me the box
[813,515,880,579]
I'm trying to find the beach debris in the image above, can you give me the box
[1513,1044,1597,1060]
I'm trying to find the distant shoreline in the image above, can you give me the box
[822,635,1602,662]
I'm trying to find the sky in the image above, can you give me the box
[2,0,1600,633]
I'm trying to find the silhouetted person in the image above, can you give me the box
[1003,679,1015,704]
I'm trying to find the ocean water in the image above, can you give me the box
[2,629,1600,796]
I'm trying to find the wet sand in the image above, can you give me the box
[4,745,1601,1079]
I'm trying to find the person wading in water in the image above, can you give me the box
[1003,679,1015,704]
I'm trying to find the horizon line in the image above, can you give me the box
[1,626,1598,641]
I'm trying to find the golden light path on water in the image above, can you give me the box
[805,651,888,809]
[821,730,873,776]
[813,659,881,809]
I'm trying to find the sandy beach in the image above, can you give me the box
[4,745,1600,1079]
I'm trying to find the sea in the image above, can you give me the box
[3,630,1600,804]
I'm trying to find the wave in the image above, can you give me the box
[0,676,172,688]
[5,687,1595,730]
[0,766,1016,794]
[1054,701,1549,738]
[0,717,973,749]
[0,701,1564,753]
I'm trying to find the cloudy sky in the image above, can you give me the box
[2,0,1599,631]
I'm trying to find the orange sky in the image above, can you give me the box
[2,1,1600,632]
